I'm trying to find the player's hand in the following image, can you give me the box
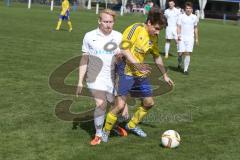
[115,51,124,62]
[76,83,83,97]
[163,74,174,86]
[195,39,199,46]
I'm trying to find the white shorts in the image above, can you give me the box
[165,26,177,40]
[87,80,115,103]
[177,38,194,53]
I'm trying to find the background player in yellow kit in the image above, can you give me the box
[101,7,174,142]
[56,0,73,32]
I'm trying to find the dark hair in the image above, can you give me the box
[146,7,166,27]
[168,0,175,3]
[185,2,193,8]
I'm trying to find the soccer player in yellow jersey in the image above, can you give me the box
[56,0,73,32]
[101,7,174,142]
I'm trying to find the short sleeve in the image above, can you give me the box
[164,10,168,17]
[82,34,89,54]
[177,9,181,16]
[194,16,198,26]
[122,24,143,50]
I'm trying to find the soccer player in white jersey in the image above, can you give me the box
[76,9,128,145]
[164,0,181,59]
[177,2,199,75]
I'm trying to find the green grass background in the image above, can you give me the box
[0,2,240,160]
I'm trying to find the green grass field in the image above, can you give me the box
[1,3,240,160]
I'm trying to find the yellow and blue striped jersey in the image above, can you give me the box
[60,0,70,16]
[122,23,160,77]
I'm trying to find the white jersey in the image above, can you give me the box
[82,28,122,86]
[164,7,181,27]
[177,13,198,40]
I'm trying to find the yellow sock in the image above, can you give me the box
[103,112,117,132]
[67,21,72,31]
[128,106,148,129]
[56,20,62,30]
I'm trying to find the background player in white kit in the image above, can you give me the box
[164,0,181,59]
[76,9,127,145]
[177,2,199,75]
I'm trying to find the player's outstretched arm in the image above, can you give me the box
[76,54,89,96]
[154,56,174,86]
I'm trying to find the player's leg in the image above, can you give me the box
[107,90,128,137]
[183,52,191,74]
[67,20,72,32]
[104,74,134,133]
[117,103,129,136]
[66,11,72,32]
[165,39,171,59]
[125,97,153,137]
[165,27,172,58]
[125,77,153,137]
[103,96,127,132]
[56,16,63,30]
[165,27,176,59]
[90,89,107,145]
[183,40,194,74]
[177,39,185,71]
[178,52,183,70]
[102,96,127,142]
[111,99,129,137]
[102,75,134,142]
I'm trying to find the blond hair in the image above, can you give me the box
[99,9,117,21]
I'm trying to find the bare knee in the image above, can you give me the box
[142,97,154,110]
[95,99,107,110]
[112,96,126,114]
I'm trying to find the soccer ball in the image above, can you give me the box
[161,130,181,148]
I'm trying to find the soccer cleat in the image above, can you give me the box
[113,125,128,137]
[125,124,147,137]
[177,65,181,70]
[183,71,189,75]
[90,136,101,146]
[69,28,73,32]
[178,65,183,72]
[101,130,110,142]
[165,55,169,59]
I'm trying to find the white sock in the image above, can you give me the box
[165,42,170,56]
[184,55,190,72]
[94,107,106,137]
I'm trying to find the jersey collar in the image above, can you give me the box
[96,28,113,37]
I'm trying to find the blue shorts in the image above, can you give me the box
[59,10,70,20]
[116,60,125,76]
[117,74,153,98]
